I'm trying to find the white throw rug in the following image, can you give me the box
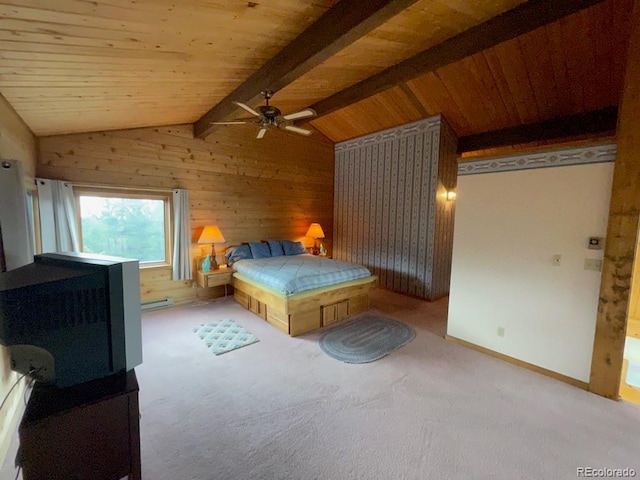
[192,319,259,355]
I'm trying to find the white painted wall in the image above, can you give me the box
[447,162,614,382]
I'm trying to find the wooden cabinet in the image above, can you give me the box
[19,370,140,480]
[249,295,268,320]
[322,300,349,326]
[234,287,268,320]
[196,266,233,288]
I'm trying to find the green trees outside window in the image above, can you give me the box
[78,195,167,263]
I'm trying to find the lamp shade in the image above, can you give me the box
[306,223,325,239]
[198,225,225,244]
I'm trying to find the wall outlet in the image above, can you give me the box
[584,258,603,272]
[497,326,505,337]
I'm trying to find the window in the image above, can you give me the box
[76,189,172,267]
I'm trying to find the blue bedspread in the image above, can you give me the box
[232,254,371,295]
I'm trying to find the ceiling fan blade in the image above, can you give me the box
[256,128,267,139]
[284,125,313,136]
[210,121,247,125]
[282,108,317,121]
[233,101,261,117]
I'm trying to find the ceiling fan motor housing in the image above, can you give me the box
[259,105,282,121]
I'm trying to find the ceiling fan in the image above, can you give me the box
[211,90,316,139]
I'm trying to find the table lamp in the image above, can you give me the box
[306,223,325,256]
[198,225,225,271]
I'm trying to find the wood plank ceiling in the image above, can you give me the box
[310,0,632,145]
[0,0,633,149]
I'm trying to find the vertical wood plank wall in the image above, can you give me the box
[431,119,458,299]
[37,124,335,305]
[333,115,457,300]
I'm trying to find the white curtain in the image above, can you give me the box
[172,189,192,280]
[25,190,36,260]
[0,159,33,269]
[36,178,80,252]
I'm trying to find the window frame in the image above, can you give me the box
[74,187,173,269]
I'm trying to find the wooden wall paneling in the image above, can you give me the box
[429,65,478,134]
[310,0,607,121]
[356,88,418,130]
[459,57,503,132]
[38,123,334,305]
[585,8,605,110]
[313,0,631,145]
[439,61,501,135]
[610,0,634,108]
[194,0,422,137]
[492,38,539,124]
[593,1,614,101]
[431,118,458,299]
[478,48,522,133]
[1,0,339,135]
[560,16,587,113]
[275,0,525,117]
[516,30,557,121]
[397,83,429,119]
[589,0,640,399]
[406,73,472,135]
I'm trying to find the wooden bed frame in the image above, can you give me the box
[232,273,377,336]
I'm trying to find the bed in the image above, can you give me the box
[227,244,377,336]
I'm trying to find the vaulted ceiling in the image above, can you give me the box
[0,0,633,152]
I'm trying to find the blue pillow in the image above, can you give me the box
[224,244,252,266]
[282,240,307,255]
[267,239,284,257]
[249,241,271,259]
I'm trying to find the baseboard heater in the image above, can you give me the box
[141,297,174,312]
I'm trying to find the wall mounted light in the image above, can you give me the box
[446,190,457,201]
[198,225,225,271]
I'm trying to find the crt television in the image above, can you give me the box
[0,252,142,388]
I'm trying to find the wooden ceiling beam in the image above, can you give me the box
[194,0,421,138]
[311,0,607,118]
[457,106,618,154]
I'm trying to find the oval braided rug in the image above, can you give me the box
[319,313,416,363]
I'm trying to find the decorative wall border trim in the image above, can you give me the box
[457,143,617,176]
[335,115,442,153]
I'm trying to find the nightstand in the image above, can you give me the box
[196,265,233,290]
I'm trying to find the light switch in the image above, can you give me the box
[584,258,603,271]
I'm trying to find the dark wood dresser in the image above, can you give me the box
[18,369,141,480]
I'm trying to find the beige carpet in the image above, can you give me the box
[4,288,640,479]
